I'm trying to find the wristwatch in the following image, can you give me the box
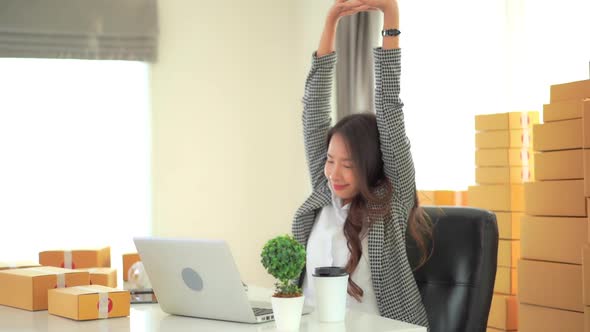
[382,29,401,37]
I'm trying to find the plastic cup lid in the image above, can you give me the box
[313,266,348,277]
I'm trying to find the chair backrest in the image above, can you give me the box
[406,206,498,332]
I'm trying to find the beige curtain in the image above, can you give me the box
[335,11,381,119]
[0,0,158,62]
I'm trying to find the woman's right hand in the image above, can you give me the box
[326,0,377,25]
[317,0,377,57]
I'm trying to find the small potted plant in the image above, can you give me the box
[261,234,306,331]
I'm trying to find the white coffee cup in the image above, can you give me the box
[312,266,349,322]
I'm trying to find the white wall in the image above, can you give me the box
[151,0,330,287]
[150,0,590,287]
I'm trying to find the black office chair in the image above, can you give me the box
[406,206,499,332]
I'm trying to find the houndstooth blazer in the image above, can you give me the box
[292,48,429,328]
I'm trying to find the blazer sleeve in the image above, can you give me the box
[301,52,337,190]
[373,47,416,211]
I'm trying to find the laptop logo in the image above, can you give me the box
[182,267,204,291]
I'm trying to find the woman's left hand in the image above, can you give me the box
[357,0,398,13]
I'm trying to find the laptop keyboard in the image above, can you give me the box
[253,307,273,316]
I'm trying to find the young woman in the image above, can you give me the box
[292,0,431,327]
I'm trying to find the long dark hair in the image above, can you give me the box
[326,113,432,302]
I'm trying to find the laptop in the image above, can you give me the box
[133,237,311,324]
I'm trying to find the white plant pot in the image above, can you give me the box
[271,295,305,331]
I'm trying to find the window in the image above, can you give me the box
[400,0,590,190]
[0,58,151,268]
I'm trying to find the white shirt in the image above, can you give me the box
[302,192,380,315]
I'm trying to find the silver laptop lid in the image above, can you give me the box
[133,237,259,323]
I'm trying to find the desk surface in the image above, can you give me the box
[0,285,425,332]
[0,303,426,332]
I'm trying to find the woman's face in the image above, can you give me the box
[324,133,360,204]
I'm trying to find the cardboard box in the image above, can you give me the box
[0,261,41,270]
[39,247,110,269]
[417,190,468,206]
[434,190,467,206]
[495,212,522,240]
[535,149,583,181]
[533,119,583,152]
[475,148,533,167]
[524,180,586,217]
[476,166,533,184]
[550,79,590,102]
[521,216,587,264]
[585,153,590,197]
[584,246,590,306]
[48,285,130,320]
[122,253,141,282]
[0,266,89,311]
[488,294,518,330]
[79,268,117,288]
[543,99,590,122]
[468,185,524,212]
[495,266,517,295]
[476,129,532,149]
[417,190,435,205]
[520,303,583,332]
[456,191,468,206]
[519,259,583,312]
[498,240,520,268]
[475,111,539,131]
[586,306,590,332]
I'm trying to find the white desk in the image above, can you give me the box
[0,286,425,331]
[0,304,426,332]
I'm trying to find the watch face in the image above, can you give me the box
[382,29,401,37]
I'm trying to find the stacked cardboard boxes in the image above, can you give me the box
[0,266,90,311]
[520,79,590,331]
[469,111,539,332]
[0,246,132,320]
[417,190,468,206]
[39,247,116,288]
